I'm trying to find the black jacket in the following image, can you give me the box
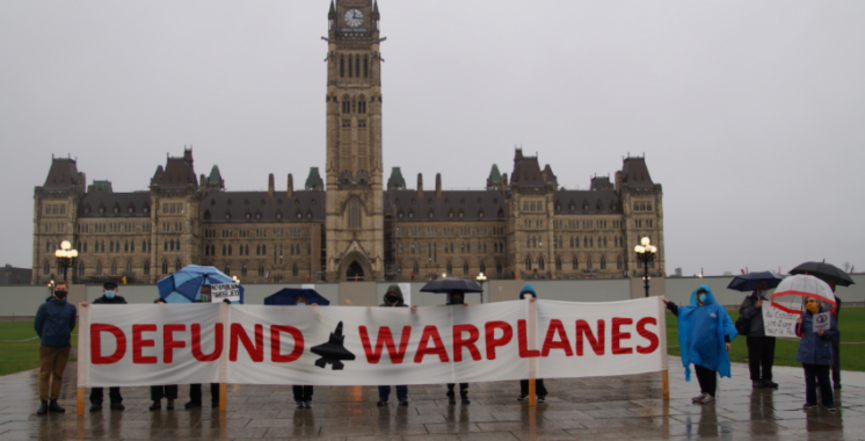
[93,294,128,305]
[738,293,767,337]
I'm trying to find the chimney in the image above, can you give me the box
[287,174,294,198]
[501,173,508,195]
[268,173,275,197]
[435,173,442,198]
[417,173,423,199]
[199,174,206,188]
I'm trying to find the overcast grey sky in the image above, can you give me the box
[2,1,863,277]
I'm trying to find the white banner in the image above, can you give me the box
[78,297,665,387]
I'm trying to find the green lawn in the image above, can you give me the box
[665,307,865,372]
[0,321,77,376]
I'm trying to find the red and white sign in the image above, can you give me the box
[77,297,667,387]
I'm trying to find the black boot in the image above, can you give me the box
[460,393,470,405]
[48,399,65,413]
[36,401,48,416]
[446,389,456,405]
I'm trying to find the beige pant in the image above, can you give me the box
[39,346,71,401]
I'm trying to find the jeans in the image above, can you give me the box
[293,385,313,402]
[694,365,717,397]
[90,387,122,404]
[803,363,834,407]
[189,383,219,405]
[520,379,548,396]
[38,346,70,401]
[746,336,776,381]
[150,385,178,401]
[378,385,407,402]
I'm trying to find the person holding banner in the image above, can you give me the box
[795,296,838,411]
[88,281,127,412]
[445,290,470,405]
[186,284,220,409]
[150,298,178,411]
[662,286,737,405]
[34,281,77,416]
[294,295,315,409]
[738,282,778,389]
[377,285,411,407]
[517,284,547,403]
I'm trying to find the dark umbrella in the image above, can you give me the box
[726,271,785,292]
[789,262,855,287]
[264,288,330,306]
[420,277,483,294]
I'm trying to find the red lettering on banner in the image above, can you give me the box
[452,324,482,362]
[636,317,659,354]
[611,317,633,355]
[541,319,574,357]
[484,321,513,360]
[191,323,223,362]
[230,323,264,362]
[132,324,158,364]
[414,325,449,363]
[91,323,127,365]
[163,324,186,363]
[360,326,411,364]
[518,319,540,358]
[271,325,304,363]
[576,319,605,356]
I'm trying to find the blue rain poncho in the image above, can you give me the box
[674,285,737,381]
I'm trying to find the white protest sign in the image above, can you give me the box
[398,283,411,306]
[301,284,315,290]
[762,301,799,338]
[210,283,240,303]
[813,312,831,332]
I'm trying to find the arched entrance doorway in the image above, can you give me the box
[346,261,364,281]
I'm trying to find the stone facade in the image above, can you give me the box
[30,0,665,284]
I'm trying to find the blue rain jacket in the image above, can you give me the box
[795,308,838,366]
[674,285,737,381]
[34,297,77,348]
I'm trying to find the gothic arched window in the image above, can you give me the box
[555,257,562,271]
[175,260,182,271]
[143,261,150,276]
[497,261,503,275]
[600,256,607,270]
[572,257,579,271]
[340,54,345,77]
[446,262,453,275]
[241,264,248,277]
[525,257,532,271]
[292,264,299,276]
[348,198,362,229]
[479,261,486,274]
[538,257,545,271]
[617,256,624,270]
[463,262,469,275]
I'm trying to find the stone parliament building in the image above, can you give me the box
[31,0,665,285]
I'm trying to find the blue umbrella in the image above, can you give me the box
[157,265,244,304]
[264,288,330,306]
[727,271,784,292]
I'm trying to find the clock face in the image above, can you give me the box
[344,8,363,28]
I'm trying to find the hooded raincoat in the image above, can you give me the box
[673,285,737,381]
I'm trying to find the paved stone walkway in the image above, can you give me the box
[1,357,864,440]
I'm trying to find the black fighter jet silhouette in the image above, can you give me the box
[310,321,356,370]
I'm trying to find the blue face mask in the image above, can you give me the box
[697,293,706,304]
[105,290,116,299]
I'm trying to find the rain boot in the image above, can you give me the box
[36,401,48,416]
[48,399,65,413]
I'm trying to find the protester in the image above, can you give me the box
[661,285,737,405]
[377,285,411,407]
[89,281,127,412]
[186,284,220,409]
[738,282,777,389]
[293,295,314,409]
[823,280,842,390]
[34,281,77,415]
[795,296,838,411]
[150,298,178,411]
[445,290,470,405]
[516,284,547,402]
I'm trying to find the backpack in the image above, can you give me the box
[735,316,750,336]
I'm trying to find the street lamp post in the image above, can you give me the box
[476,272,487,304]
[634,237,657,298]
[54,240,78,282]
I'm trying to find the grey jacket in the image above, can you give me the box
[738,293,766,337]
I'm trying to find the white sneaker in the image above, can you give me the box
[692,393,706,403]
[700,395,715,405]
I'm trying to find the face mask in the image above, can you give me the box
[451,297,463,305]
[805,302,820,314]
[105,290,116,299]
[386,295,399,304]
[697,293,707,304]
[54,290,68,299]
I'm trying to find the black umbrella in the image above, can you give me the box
[420,277,483,294]
[726,271,785,292]
[789,262,855,287]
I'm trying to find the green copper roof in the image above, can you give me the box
[387,167,406,189]
[488,164,502,183]
[305,167,324,190]
[91,180,113,193]
[207,165,223,185]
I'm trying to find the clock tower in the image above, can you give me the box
[324,0,385,281]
